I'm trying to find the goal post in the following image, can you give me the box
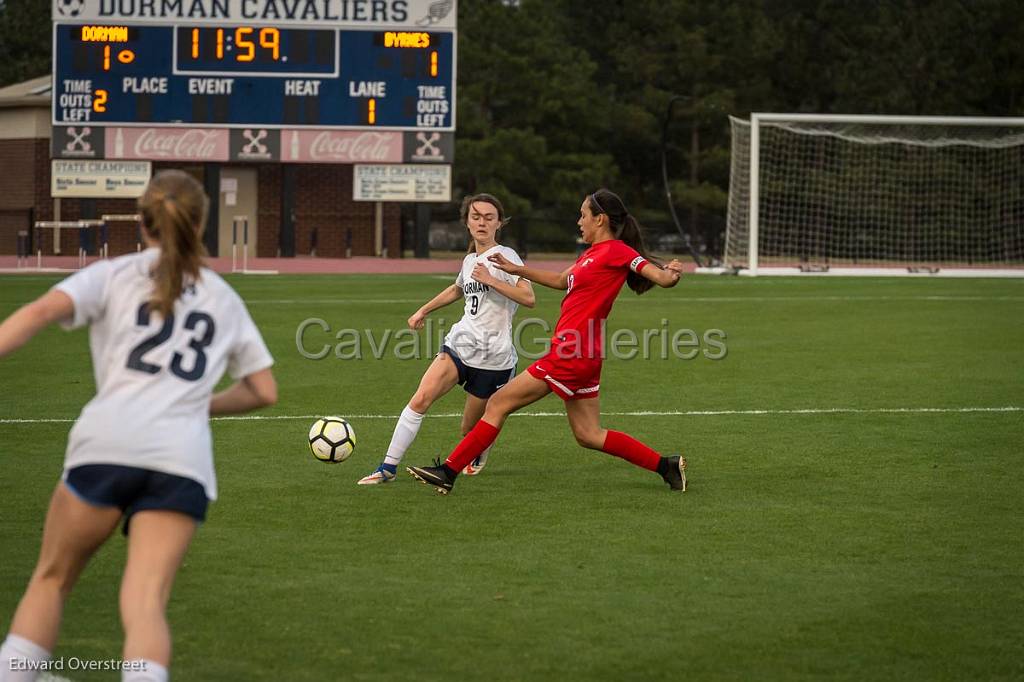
[725,114,1024,277]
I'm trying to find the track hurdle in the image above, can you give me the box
[100,214,143,254]
[33,221,84,271]
[16,230,28,269]
[231,215,278,275]
[78,219,104,267]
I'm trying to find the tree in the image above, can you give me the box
[0,0,51,87]
[455,0,617,225]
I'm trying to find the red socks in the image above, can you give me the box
[445,425,660,475]
[445,420,500,472]
[601,430,661,471]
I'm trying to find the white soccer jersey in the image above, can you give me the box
[54,248,274,500]
[444,245,524,371]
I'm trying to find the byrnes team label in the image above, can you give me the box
[51,1,456,129]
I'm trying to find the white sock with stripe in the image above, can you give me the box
[383,406,425,467]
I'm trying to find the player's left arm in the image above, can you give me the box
[470,263,536,307]
[638,258,684,288]
[0,290,75,358]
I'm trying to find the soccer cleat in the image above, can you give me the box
[406,458,455,495]
[462,451,489,476]
[661,455,687,492]
[357,463,397,485]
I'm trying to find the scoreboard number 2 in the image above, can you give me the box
[92,89,108,113]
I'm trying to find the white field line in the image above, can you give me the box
[2,406,1020,425]
[243,295,1024,305]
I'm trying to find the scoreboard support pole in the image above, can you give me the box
[374,202,384,257]
[53,199,62,255]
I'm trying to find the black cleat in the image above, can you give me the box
[661,455,687,492]
[406,458,455,495]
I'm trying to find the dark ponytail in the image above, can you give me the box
[588,189,658,295]
[138,170,209,318]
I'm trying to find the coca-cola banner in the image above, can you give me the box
[105,128,230,162]
[54,127,418,164]
[281,130,403,164]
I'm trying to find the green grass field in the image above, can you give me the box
[1,272,1023,681]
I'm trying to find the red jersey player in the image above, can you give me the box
[407,188,687,495]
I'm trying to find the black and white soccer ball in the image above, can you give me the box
[56,0,86,17]
[308,416,356,463]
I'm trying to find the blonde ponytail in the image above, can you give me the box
[138,170,209,318]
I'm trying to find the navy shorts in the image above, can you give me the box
[440,346,514,399]
[64,464,209,535]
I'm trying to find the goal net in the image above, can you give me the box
[725,114,1024,276]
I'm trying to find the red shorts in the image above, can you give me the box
[526,350,602,401]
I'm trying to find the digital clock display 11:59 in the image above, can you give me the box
[174,26,338,76]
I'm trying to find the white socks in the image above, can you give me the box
[122,659,168,682]
[0,637,167,682]
[383,405,425,466]
[0,634,51,682]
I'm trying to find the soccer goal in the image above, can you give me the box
[724,114,1024,276]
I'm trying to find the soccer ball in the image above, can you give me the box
[308,417,356,463]
[57,0,86,17]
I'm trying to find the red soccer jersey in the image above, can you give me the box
[552,239,649,360]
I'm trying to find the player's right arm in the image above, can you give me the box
[487,252,571,291]
[408,284,462,329]
[210,368,278,414]
[0,290,75,358]
[211,289,278,414]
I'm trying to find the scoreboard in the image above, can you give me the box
[52,22,455,130]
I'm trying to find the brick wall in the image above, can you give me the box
[257,164,281,257]
[257,164,400,258]
[0,138,39,208]
[0,139,47,254]
[302,165,354,258]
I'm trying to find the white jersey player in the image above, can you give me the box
[445,242,524,371]
[358,193,535,485]
[0,170,277,682]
